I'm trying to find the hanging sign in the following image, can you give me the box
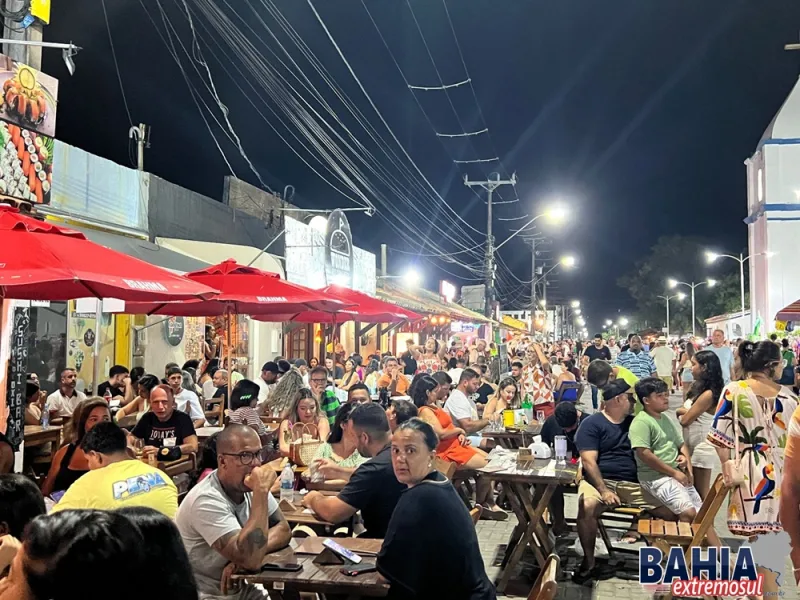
[6,306,29,450]
[164,316,185,347]
[325,209,353,288]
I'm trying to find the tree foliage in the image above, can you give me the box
[617,235,746,336]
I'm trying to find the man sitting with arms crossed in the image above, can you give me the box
[631,377,702,522]
[177,424,291,600]
[574,379,673,584]
[52,421,178,518]
[302,403,405,538]
[376,356,409,397]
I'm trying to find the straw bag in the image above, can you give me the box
[288,423,322,467]
[722,392,746,488]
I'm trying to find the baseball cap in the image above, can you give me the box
[277,359,292,374]
[261,361,279,374]
[600,378,631,400]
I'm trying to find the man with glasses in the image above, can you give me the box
[177,424,291,599]
[309,365,340,425]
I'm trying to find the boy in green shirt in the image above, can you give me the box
[629,377,701,522]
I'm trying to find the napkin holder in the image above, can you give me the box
[278,499,297,513]
[313,548,350,565]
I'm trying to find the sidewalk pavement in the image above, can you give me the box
[476,388,798,599]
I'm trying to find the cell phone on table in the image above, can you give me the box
[260,562,302,572]
[341,563,377,576]
[322,538,362,564]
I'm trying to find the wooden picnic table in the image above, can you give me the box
[481,423,542,449]
[275,491,355,535]
[195,426,223,442]
[139,452,197,477]
[24,425,62,448]
[232,539,388,599]
[480,452,578,593]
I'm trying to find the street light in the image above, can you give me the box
[570,300,580,308]
[605,320,612,327]
[619,318,629,326]
[377,268,421,287]
[560,255,577,268]
[495,204,569,251]
[705,250,775,335]
[656,292,686,339]
[574,309,582,315]
[667,278,716,336]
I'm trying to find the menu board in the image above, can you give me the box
[6,307,29,450]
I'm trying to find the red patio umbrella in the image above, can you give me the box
[124,259,353,317]
[0,205,217,302]
[254,284,422,323]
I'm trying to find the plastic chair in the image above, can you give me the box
[554,380,581,402]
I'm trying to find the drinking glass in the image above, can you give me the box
[554,435,568,463]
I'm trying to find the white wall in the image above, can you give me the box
[142,316,187,376]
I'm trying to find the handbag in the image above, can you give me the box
[722,391,747,488]
[288,423,322,467]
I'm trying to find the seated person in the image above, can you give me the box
[474,364,497,405]
[444,369,490,448]
[376,357,409,397]
[302,403,406,538]
[24,378,44,426]
[554,359,581,401]
[483,377,519,421]
[115,374,159,424]
[413,375,505,520]
[573,379,673,584]
[45,368,86,420]
[176,425,291,599]
[41,398,111,498]
[51,422,178,518]
[165,366,205,429]
[631,378,702,522]
[335,358,362,391]
[204,368,229,424]
[129,385,199,459]
[541,401,584,536]
[377,419,495,600]
[386,399,418,432]
[96,364,129,402]
[586,359,642,413]
[347,382,371,404]
[312,403,367,482]
[227,379,268,439]
[0,473,46,539]
[278,388,330,457]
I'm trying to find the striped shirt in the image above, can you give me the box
[615,350,656,379]
[320,388,341,425]
[228,407,267,436]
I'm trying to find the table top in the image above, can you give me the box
[195,426,223,439]
[24,425,62,445]
[276,492,338,527]
[232,545,389,597]
[24,424,62,436]
[482,424,542,439]
[480,452,578,485]
[267,457,308,474]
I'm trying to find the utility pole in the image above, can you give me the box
[530,239,536,332]
[464,173,517,316]
[3,0,43,69]
[380,243,387,278]
[129,123,150,171]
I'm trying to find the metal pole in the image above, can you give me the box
[136,123,146,171]
[380,244,387,278]
[542,276,548,342]
[92,300,102,395]
[666,296,670,339]
[739,253,746,332]
[486,186,494,317]
[691,285,696,337]
[530,239,536,334]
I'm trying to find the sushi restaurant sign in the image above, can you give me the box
[0,54,58,205]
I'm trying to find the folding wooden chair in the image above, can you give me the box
[432,456,457,480]
[527,553,559,600]
[469,505,483,526]
[637,475,727,600]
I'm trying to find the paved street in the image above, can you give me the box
[476,389,798,599]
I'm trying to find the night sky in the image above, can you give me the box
[42,1,800,333]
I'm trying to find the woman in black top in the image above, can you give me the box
[377,419,496,600]
[41,398,111,498]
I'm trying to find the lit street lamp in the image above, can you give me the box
[668,278,716,336]
[377,268,421,287]
[705,250,774,334]
[495,204,568,252]
[560,255,577,268]
[570,300,580,308]
[656,292,686,339]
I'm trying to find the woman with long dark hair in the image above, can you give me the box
[679,341,695,401]
[677,350,724,498]
[311,402,367,482]
[709,341,798,596]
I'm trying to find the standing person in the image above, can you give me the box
[709,341,797,598]
[679,341,696,401]
[708,329,735,385]
[166,366,205,429]
[582,334,612,411]
[176,425,292,599]
[302,403,406,538]
[41,399,111,498]
[676,350,724,499]
[294,358,310,386]
[519,343,555,418]
[650,337,676,393]
[630,378,702,522]
[400,346,417,377]
[607,336,620,362]
[257,361,280,406]
[782,338,796,368]
[45,368,86,419]
[468,339,491,366]
[510,361,523,383]
[615,335,657,380]
[204,324,220,362]
[411,338,447,374]
[376,419,496,600]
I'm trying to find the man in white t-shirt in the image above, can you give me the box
[166,366,205,428]
[176,425,291,599]
[444,368,489,448]
[650,337,676,391]
[46,368,86,418]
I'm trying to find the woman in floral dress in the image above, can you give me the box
[708,340,798,536]
[519,342,555,419]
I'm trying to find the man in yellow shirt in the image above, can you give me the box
[52,421,178,518]
[587,360,642,414]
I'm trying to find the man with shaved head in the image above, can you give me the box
[177,425,291,598]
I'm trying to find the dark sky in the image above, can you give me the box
[43,1,800,332]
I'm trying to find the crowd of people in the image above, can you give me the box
[6,328,800,597]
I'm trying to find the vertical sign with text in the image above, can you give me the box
[6,307,29,449]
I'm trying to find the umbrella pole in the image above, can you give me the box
[225,311,232,424]
[92,299,102,395]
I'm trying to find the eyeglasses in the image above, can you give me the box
[310,377,327,384]
[221,446,270,465]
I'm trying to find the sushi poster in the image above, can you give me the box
[0,122,53,204]
[0,54,58,137]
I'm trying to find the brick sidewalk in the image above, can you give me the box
[475,389,799,599]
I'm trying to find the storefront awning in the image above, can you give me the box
[776,301,800,322]
[377,283,491,323]
[502,315,529,334]
[64,224,208,274]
